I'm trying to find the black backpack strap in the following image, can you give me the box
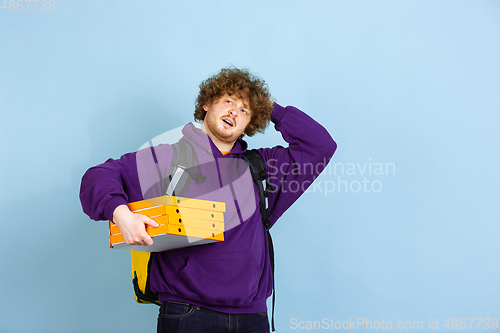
[241,150,272,228]
[132,260,160,305]
[241,149,276,332]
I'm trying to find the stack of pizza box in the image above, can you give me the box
[109,195,225,252]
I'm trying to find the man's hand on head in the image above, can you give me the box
[112,204,159,246]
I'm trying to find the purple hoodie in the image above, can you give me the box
[80,103,337,314]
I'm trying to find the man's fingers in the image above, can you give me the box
[126,231,153,246]
[116,213,157,246]
[132,216,155,245]
[143,234,154,246]
[143,216,159,228]
[122,215,156,245]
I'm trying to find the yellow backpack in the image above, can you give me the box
[130,251,159,305]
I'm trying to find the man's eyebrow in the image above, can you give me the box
[241,101,250,111]
[227,94,250,111]
[238,98,250,109]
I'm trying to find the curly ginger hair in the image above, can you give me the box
[194,67,274,137]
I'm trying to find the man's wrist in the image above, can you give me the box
[112,204,131,224]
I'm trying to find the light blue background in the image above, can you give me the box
[1,1,499,332]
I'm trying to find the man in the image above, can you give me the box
[80,67,337,332]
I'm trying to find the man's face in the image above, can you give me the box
[201,94,252,148]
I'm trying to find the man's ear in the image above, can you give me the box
[203,105,209,112]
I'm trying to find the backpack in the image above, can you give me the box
[130,141,276,330]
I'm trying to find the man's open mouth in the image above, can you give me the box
[222,118,234,127]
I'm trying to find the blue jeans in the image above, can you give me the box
[157,301,270,333]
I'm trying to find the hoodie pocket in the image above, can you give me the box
[179,251,261,307]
